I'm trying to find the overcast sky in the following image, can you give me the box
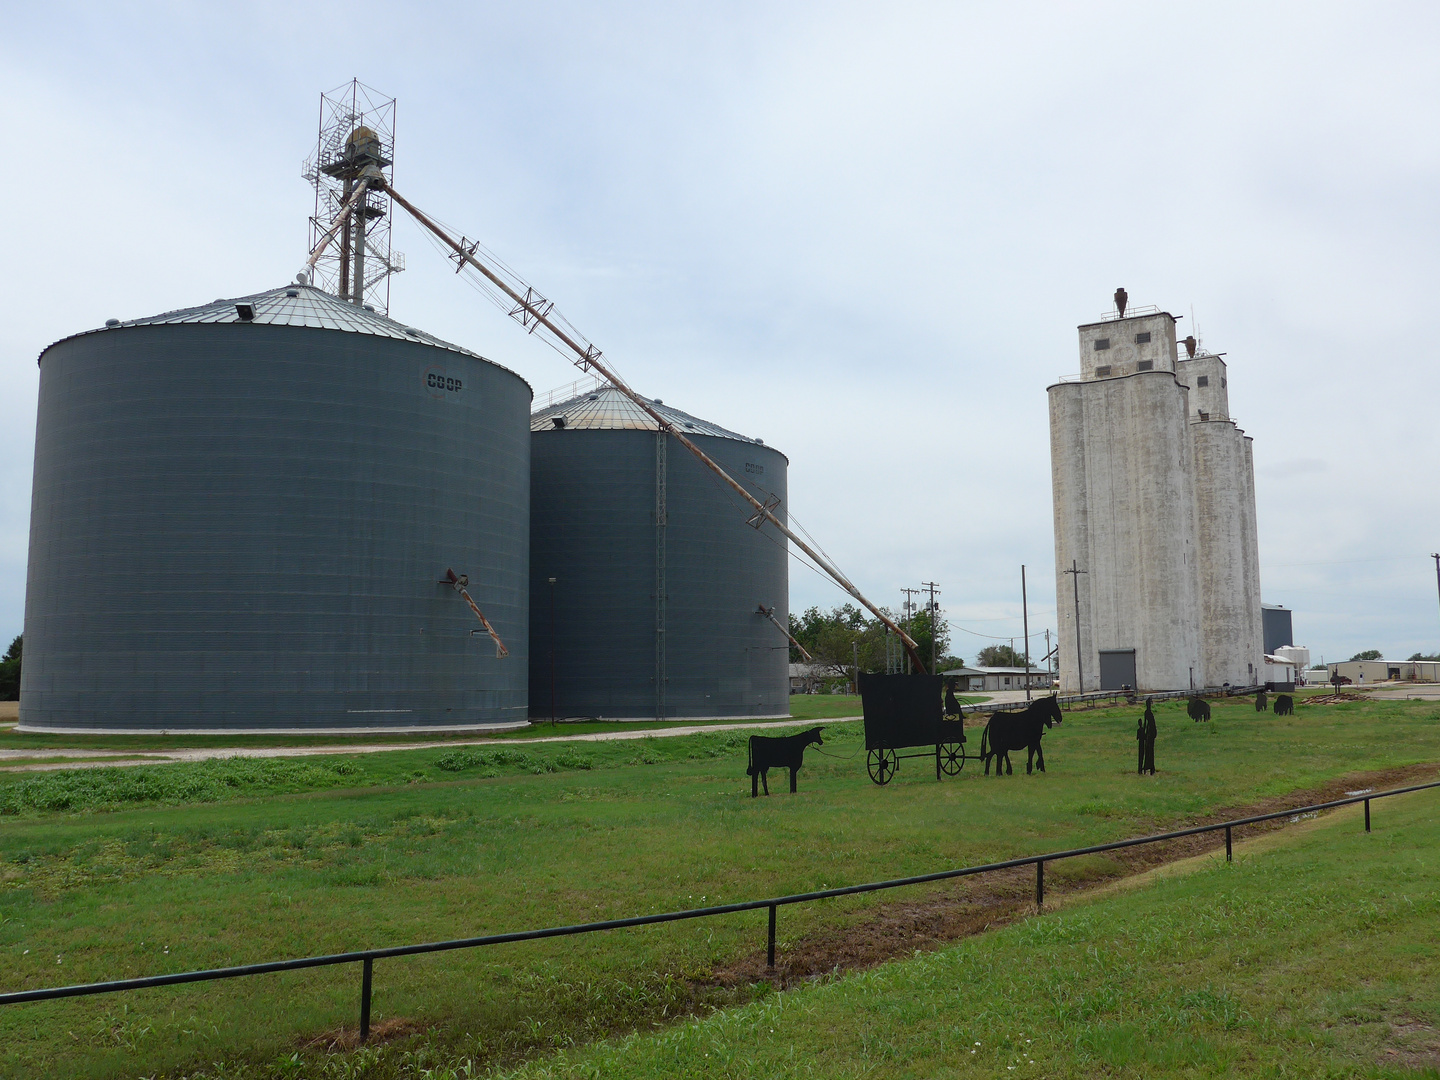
[3,2,1438,666]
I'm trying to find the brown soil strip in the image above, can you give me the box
[708,762,1438,988]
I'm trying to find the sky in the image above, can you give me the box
[2,1,1438,667]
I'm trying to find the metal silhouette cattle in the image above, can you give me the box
[1255,689,1268,712]
[1187,696,1211,722]
[747,727,824,796]
[1274,694,1295,716]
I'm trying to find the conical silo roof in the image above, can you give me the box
[530,384,776,451]
[41,284,517,375]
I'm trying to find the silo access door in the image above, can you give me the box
[1098,649,1137,690]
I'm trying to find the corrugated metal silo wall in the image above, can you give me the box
[529,428,788,718]
[21,324,530,731]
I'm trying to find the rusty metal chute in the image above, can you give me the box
[443,568,509,658]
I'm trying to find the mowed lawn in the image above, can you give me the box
[0,695,1436,1078]
[499,787,1440,1079]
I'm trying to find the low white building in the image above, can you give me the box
[1325,659,1440,685]
[942,666,1057,693]
[1263,654,1296,691]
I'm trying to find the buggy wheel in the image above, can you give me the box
[939,742,964,775]
[867,748,899,786]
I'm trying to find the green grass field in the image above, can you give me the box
[495,789,1440,1079]
[1,694,1436,1078]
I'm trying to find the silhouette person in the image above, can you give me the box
[1136,713,1146,774]
[944,677,967,744]
[1142,697,1157,775]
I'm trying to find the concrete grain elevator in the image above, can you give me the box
[1048,295,1263,693]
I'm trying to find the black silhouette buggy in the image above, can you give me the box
[858,673,968,785]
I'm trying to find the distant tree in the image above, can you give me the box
[788,603,952,682]
[1408,652,1440,662]
[0,634,19,701]
[976,644,1030,668]
[1348,649,1382,661]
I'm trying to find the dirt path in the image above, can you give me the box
[0,716,863,773]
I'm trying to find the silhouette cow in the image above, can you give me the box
[1255,689,1268,712]
[1274,694,1295,716]
[748,727,824,796]
[1187,696,1211,722]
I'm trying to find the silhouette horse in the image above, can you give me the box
[1255,689,1268,712]
[1187,696,1211,722]
[1274,694,1295,716]
[748,726,824,796]
[980,695,1063,776]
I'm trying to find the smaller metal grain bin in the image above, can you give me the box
[529,387,789,720]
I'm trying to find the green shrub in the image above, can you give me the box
[0,758,363,815]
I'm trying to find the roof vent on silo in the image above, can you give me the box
[285,288,299,298]
[105,319,120,328]
[235,303,256,321]
[586,394,598,401]
[552,416,567,429]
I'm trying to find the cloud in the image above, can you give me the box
[3,1,1438,664]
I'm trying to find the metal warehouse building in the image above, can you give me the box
[20,285,532,733]
[529,386,790,720]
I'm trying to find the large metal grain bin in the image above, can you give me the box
[20,285,531,733]
[529,387,789,720]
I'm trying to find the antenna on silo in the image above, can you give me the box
[302,80,404,314]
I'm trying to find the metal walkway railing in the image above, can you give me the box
[2,779,1435,1042]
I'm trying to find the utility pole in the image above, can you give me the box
[1045,628,1053,679]
[1432,553,1440,654]
[852,640,861,696]
[548,577,558,725]
[900,588,921,674]
[1021,565,1032,701]
[922,581,940,674]
[1063,560,1088,694]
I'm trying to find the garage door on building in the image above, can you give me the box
[1099,649,1137,690]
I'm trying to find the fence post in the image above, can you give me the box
[766,905,777,970]
[1365,798,1371,833]
[1035,860,1044,908]
[359,957,373,1041]
[1225,825,1232,862]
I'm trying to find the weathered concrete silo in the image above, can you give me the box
[1177,351,1264,687]
[20,285,531,733]
[1049,310,1203,692]
[1049,297,1265,693]
[529,387,789,719]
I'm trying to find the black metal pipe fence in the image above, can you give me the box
[2,779,1434,1042]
